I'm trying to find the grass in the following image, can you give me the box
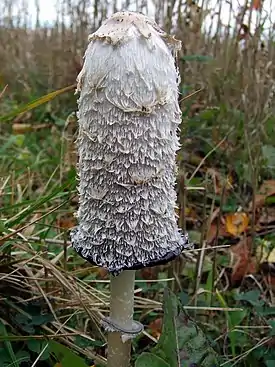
[2,0,275,366]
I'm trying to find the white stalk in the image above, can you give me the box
[106,270,137,367]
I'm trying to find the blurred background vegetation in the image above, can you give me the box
[1,0,275,366]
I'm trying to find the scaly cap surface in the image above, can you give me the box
[71,11,190,275]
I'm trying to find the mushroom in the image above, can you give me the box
[71,11,190,367]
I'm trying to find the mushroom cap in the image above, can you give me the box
[71,11,190,276]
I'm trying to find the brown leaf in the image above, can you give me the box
[250,180,275,209]
[206,219,228,244]
[225,212,249,236]
[57,213,76,230]
[230,237,257,284]
[97,267,108,279]
[148,317,162,340]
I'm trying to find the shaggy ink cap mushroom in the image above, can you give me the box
[71,11,191,276]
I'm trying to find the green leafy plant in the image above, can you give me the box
[136,289,220,367]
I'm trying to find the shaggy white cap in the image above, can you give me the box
[71,11,190,275]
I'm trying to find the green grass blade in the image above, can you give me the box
[4,177,75,228]
[0,320,19,367]
[0,84,76,123]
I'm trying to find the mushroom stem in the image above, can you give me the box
[107,270,136,367]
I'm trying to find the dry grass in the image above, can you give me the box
[1,217,199,365]
[1,1,275,104]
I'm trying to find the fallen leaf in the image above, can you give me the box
[250,180,275,209]
[148,317,162,340]
[97,267,108,279]
[57,213,76,230]
[206,219,228,244]
[225,212,249,236]
[230,237,257,284]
